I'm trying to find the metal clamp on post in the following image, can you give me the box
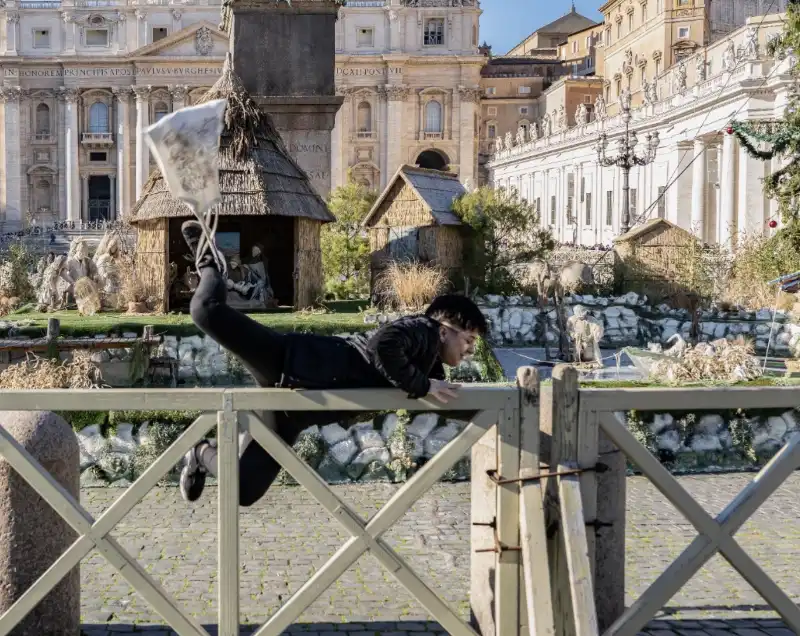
[486,463,608,485]
[474,521,522,554]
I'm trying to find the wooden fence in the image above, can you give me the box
[549,368,800,636]
[0,379,548,636]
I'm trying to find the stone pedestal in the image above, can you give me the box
[0,411,80,636]
[228,0,343,198]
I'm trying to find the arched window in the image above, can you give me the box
[35,179,51,211]
[35,103,50,135]
[357,101,372,134]
[153,101,169,123]
[88,102,109,133]
[424,100,442,133]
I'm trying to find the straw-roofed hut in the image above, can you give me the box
[362,165,468,294]
[613,217,700,300]
[128,54,334,312]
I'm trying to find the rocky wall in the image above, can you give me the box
[478,293,800,356]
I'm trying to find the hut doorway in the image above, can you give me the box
[415,150,448,171]
[88,175,111,221]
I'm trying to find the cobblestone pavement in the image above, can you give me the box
[74,473,800,635]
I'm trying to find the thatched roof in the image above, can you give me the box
[613,218,694,243]
[363,165,466,228]
[128,54,334,225]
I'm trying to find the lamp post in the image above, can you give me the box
[595,88,660,235]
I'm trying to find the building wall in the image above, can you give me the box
[488,16,788,249]
[331,0,483,193]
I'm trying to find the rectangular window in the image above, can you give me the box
[567,173,575,223]
[485,87,496,96]
[487,124,496,139]
[519,106,529,115]
[572,41,578,53]
[616,22,621,38]
[580,176,585,202]
[423,18,445,46]
[487,106,497,115]
[89,151,107,162]
[586,35,591,48]
[657,186,666,218]
[606,190,613,226]
[641,4,646,21]
[85,29,109,47]
[628,14,633,31]
[357,27,374,47]
[630,187,638,220]
[33,29,50,49]
[518,86,531,94]
[152,27,168,43]
[584,94,592,103]
[535,197,541,219]
[585,192,592,226]
[550,195,556,225]
[678,26,690,39]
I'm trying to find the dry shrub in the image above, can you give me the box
[722,232,800,311]
[649,337,762,385]
[74,277,101,316]
[376,261,448,311]
[0,350,105,389]
[117,253,152,309]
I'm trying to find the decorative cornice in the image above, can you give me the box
[380,84,409,101]
[112,86,134,101]
[458,85,480,102]
[6,12,19,24]
[132,85,151,101]
[0,86,21,103]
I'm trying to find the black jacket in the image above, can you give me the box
[279,315,445,399]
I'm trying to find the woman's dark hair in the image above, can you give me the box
[425,294,487,335]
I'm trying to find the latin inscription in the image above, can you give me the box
[5,67,222,78]
[335,67,402,76]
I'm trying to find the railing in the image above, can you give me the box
[33,133,54,143]
[0,381,539,636]
[81,132,114,144]
[356,130,376,139]
[19,1,61,7]
[546,368,800,635]
[423,132,444,140]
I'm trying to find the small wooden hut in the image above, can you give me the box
[128,55,334,312]
[363,165,467,294]
[613,217,701,300]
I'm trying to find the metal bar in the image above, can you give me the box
[0,423,209,636]
[242,411,484,636]
[580,386,800,412]
[245,410,496,636]
[600,413,800,636]
[218,399,240,636]
[495,404,521,636]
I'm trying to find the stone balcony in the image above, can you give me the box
[81,132,114,147]
[356,130,377,140]
[423,132,444,140]
[32,133,54,144]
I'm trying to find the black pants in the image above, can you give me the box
[190,265,342,506]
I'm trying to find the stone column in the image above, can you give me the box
[691,137,706,239]
[82,175,89,222]
[57,96,67,218]
[458,86,478,187]
[737,140,768,238]
[109,174,116,219]
[720,131,736,247]
[113,87,132,217]
[170,85,188,111]
[62,89,81,223]
[136,10,148,48]
[0,87,22,229]
[133,86,150,200]
[5,13,19,56]
[331,87,349,189]
[62,12,76,55]
[385,85,407,181]
[232,0,344,199]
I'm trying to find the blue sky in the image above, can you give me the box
[480,0,604,55]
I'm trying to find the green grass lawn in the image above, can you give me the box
[4,304,373,338]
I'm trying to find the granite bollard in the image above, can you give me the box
[0,411,80,635]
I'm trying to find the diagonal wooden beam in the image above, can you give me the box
[243,410,497,636]
[600,413,800,636]
[0,420,210,636]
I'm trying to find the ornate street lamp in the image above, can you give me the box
[595,89,660,235]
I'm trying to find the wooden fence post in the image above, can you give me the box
[594,429,626,630]
[549,364,579,636]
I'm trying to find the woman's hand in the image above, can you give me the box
[428,379,461,404]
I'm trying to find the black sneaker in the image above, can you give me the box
[179,442,208,502]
